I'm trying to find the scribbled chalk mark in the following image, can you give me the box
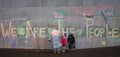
[2,18,27,23]
[103,9,114,19]
[53,12,64,19]
[17,27,25,36]
[13,39,16,48]
[76,28,84,36]
[108,31,112,35]
[102,41,106,46]
[48,28,53,34]
[71,7,83,15]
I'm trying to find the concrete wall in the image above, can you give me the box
[0,0,120,49]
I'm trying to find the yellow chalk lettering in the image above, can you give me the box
[26,21,35,38]
[112,28,119,38]
[94,28,100,37]
[11,26,17,37]
[40,28,46,38]
[88,27,94,37]
[62,28,68,36]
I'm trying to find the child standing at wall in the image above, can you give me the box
[61,35,67,52]
[49,29,62,54]
[67,33,75,52]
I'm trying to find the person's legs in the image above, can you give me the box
[56,47,61,54]
[71,43,75,51]
[53,48,57,54]
[62,45,66,52]
[69,44,72,51]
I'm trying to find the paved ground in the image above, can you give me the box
[0,46,120,57]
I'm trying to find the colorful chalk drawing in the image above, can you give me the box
[17,27,25,36]
[53,12,64,19]
[0,5,120,49]
[76,28,84,37]
[103,9,114,19]
[71,7,83,15]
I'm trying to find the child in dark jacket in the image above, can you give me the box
[61,35,67,52]
[67,33,75,51]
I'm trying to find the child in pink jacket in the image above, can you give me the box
[61,36,67,52]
